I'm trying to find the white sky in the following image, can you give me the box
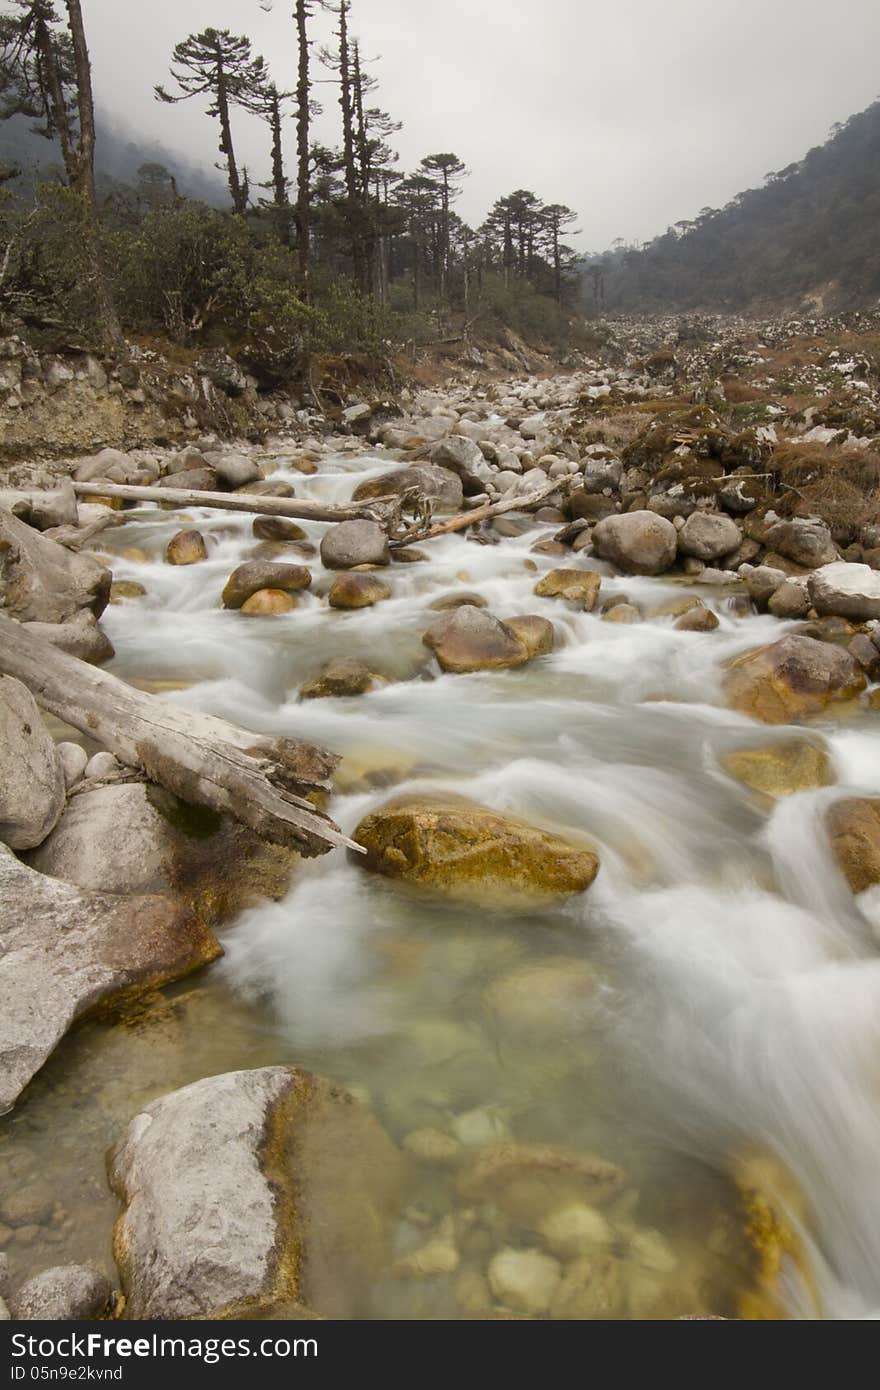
[85,0,880,251]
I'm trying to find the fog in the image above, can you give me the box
[87,0,880,250]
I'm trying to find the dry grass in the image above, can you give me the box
[721,376,767,403]
[772,440,880,541]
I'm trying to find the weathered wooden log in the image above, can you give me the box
[0,614,361,857]
[390,475,570,548]
[73,480,400,527]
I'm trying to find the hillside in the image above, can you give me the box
[0,112,223,204]
[593,99,880,313]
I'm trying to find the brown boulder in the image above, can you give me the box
[165,529,207,565]
[328,572,391,609]
[533,568,601,608]
[353,794,599,907]
[422,605,530,673]
[826,798,880,894]
[222,561,311,608]
[502,615,555,657]
[723,635,866,724]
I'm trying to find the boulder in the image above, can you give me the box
[0,481,78,532]
[0,507,110,622]
[721,738,834,799]
[300,657,374,699]
[502,615,555,657]
[488,1248,561,1315]
[674,606,719,632]
[328,572,391,609]
[353,794,599,907]
[807,562,880,621]
[209,453,263,489]
[320,520,390,570]
[592,510,677,575]
[252,516,307,543]
[422,605,530,673]
[677,512,742,561]
[109,1067,404,1319]
[0,844,219,1113]
[534,568,601,609]
[10,1266,112,1320]
[0,676,64,850]
[196,349,247,396]
[165,529,207,565]
[825,798,880,894]
[240,589,299,616]
[428,591,488,611]
[27,782,298,928]
[723,635,866,724]
[21,612,115,665]
[222,561,311,609]
[353,464,463,513]
[57,741,88,789]
[430,436,494,492]
[764,519,838,570]
[456,1143,625,1224]
[74,448,135,485]
[767,578,811,619]
[743,565,786,607]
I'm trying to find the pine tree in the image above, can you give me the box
[155,29,268,215]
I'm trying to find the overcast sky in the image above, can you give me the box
[84,0,880,251]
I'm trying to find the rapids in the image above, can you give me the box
[4,441,880,1319]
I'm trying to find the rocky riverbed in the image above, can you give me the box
[2,324,880,1320]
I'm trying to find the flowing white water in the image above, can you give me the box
[7,443,880,1318]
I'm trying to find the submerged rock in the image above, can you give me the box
[488,1247,561,1315]
[252,516,307,543]
[723,635,865,724]
[353,794,599,907]
[534,568,601,608]
[11,1266,112,1320]
[825,798,880,894]
[457,1143,625,1224]
[300,657,375,699]
[0,676,64,851]
[721,738,834,798]
[592,510,677,575]
[0,844,219,1113]
[109,1066,404,1319]
[422,605,530,673]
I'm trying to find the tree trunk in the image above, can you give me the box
[294,0,312,299]
[216,65,246,215]
[338,1,367,292]
[0,614,359,857]
[63,0,124,352]
[390,475,571,548]
[269,90,289,244]
[71,481,402,526]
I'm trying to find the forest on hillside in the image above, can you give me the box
[0,0,586,376]
[589,99,880,313]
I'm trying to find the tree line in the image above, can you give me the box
[0,0,584,369]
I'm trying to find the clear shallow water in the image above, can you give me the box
[4,446,880,1319]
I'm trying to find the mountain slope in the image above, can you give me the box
[595,99,880,313]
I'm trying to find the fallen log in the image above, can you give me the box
[73,480,400,527]
[389,474,571,548]
[0,614,361,857]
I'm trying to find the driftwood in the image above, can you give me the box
[390,474,571,548]
[0,614,361,857]
[73,480,400,527]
